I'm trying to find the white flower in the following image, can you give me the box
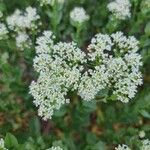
[78,66,109,101]
[141,139,150,150]
[115,139,150,150]
[16,32,31,50]
[30,30,142,120]
[6,6,40,32]
[30,31,85,120]
[0,138,8,150]
[107,0,131,20]
[36,31,55,54]
[139,131,146,138]
[0,22,8,40]
[47,146,63,150]
[85,31,142,102]
[115,144,131,150]
[70,7,89,24]
[39,0,64,6]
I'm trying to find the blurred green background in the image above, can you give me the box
[0,0,150,149]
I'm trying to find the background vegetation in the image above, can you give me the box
[0,0,150,149]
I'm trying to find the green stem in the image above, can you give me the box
[75,26,82,46]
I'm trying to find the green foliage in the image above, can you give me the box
[0,0,149,149]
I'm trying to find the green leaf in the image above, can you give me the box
[140,110,150,119]
[54,106,67,117]
[145,22,150,36]
[5,133,19,149]
[29,117,41,136]
[92,141,106,150]
[109,94,118,101]
[82,101,97,112]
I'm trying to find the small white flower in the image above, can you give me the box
[0,22,8,40]
[16,32,31,50]
[141,139,150,150]
[0,138,8,150]
[47,146,63,150]
[139,131,146,138]
[70,7,89,24]
[115,144,131,150]
[6,6,40,32]
[107,0,131,20]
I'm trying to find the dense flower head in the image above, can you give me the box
[107,0,131,20]
[141,139,150,150]
[16,32,31,50]
[85,31,142,103]
[70,7,89,24]
[30,30,142,120]
[6,6,40,32]
[0,22,8,40]
[30,31,85,120]
[115,144,131,150]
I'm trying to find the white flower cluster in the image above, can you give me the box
[6,6,40,31]
[16,32,32,50]
[6,6,40,50]
[115,139,150,150]
[141,139,150,150]
[115,144,131,150]
[47,146,63,150]
[70,7,89,24]
[30,31,86,120]
[0,138,8,150]
[39,0,64,6]
[79,32,142,103]
[107,0,131,20]
[30,31,142,120]
[0,22,8,40]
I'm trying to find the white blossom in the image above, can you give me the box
[6,6,40,32]
[0,22,8,40]
[30,31,85,120]
[141,139,150,150]
[0,138,8,150]
[115,139,150,150]
[70,7,89,24]
[115,144,131,150]
[78,66,109,101]
[107,0,131,20]
[16,32,31,50]
[30,31,142,120]
[139,131,146,138]
[83,31,142,102]
[47,146,63,150]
